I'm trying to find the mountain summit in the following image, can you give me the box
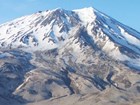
[0,7,140,105]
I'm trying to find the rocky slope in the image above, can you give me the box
[0,7,140,105]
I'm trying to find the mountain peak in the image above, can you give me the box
[73,7,96,24]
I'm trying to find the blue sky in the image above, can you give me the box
[0,0,140,31]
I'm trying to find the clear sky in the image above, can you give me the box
[0,0,140,31]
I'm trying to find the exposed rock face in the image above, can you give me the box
[0,7,140,105]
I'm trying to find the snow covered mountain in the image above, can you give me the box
[0,7,140,70]
[0,7,140,105]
